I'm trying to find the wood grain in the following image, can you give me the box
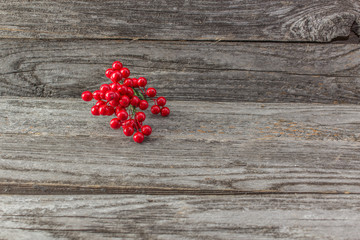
[1,194,360,239]
[1,97,359,194]
[0,0,359,42]
[1,40,360,103]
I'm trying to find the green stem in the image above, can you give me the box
[133,88,145,100]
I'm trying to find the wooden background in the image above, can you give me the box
[0,0,360,239]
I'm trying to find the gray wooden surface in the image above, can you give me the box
[1,0,360,239]
[1,97,360,239]
[0,0,359,42]
[1,40,360,103]
[1,97,360,194]
[1,194,360,240]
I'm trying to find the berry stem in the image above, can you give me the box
[133,88,145,100]
[128,105,137,118]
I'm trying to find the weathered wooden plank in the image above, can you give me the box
[0,0,359,42]
[1,194,360,239]
[1,97,359,194]
[1,40,360,103]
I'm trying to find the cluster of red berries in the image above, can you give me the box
[81,61,170,143]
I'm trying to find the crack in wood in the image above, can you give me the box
[0,182,358,195]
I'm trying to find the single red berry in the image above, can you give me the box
[118,85,128,95]
[100,92,105,100]
[114,92,120,100]
[110,118,121,129]
[120,95,130,107]
[109,82,120,92]
[130,96,140,107]
[139,100,149,110]
[120,68,130,78]
[92,90,102,100]
[135,112,146,122]
[115,106,125,114]
[146,88,157,97]
[157,96,166,106]
[123,126,134,136]
[106,106,115,116]
[127,87,134,97]
[112,61,123,70]
[161,107,170,117]
[100,84,111,93]
[99,105,107,115]
[124,78,133,87]
[105,68,114,78]
[141,125,152,136]
[124,119,136,127]
[109,99,119,107]
[81,91,93,101]
[151,105,161,114]
[110,71,122,83]
[105,91,116,101]
[91,106,100,115]
[132,78,139,88]
[95,100,106,106]
[105,91,120,102]
[116,110,128,121]
[133,132,144,143]
[137,77,147,87]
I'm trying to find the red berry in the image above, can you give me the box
[118,85,128,95]
[156,97,166,106]
[100,92,105,99]
[137,77,147,87]
[132,78,139,88]
[112,61,123,70]
[141,125,152,136]
[96,100,106,106]
[120,95,130,107]
[106,106,115,116]
[123,126,134,136]
[105,68,114,78]
[146,88,156,97]
[135,112,146,122]
[116,110,128,121]
[109,82,120,92]
[130,96,140,107]
[92,90,102,100]
[109,99,119,107]
[139,100,149,110]
[110,118,121,129]
[91,106,100,115]
[115,106,125,114]
[124,119,136,127]
[105,91,116,101]
[110,71,122,83]
[99,105,107,115]
[151,105,161,114]
[127,87,134,97]
[81,91,93,101]
[133,132,144,143]
[161,107,170,117]
[120,68,130,78]
[105,91,120,101]
[100,84,111,93]
[124,78,133,87]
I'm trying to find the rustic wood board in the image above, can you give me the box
[1,40,359,103]
[0,0,359,42]
[1,194,360,239]
[1,97,359,194]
